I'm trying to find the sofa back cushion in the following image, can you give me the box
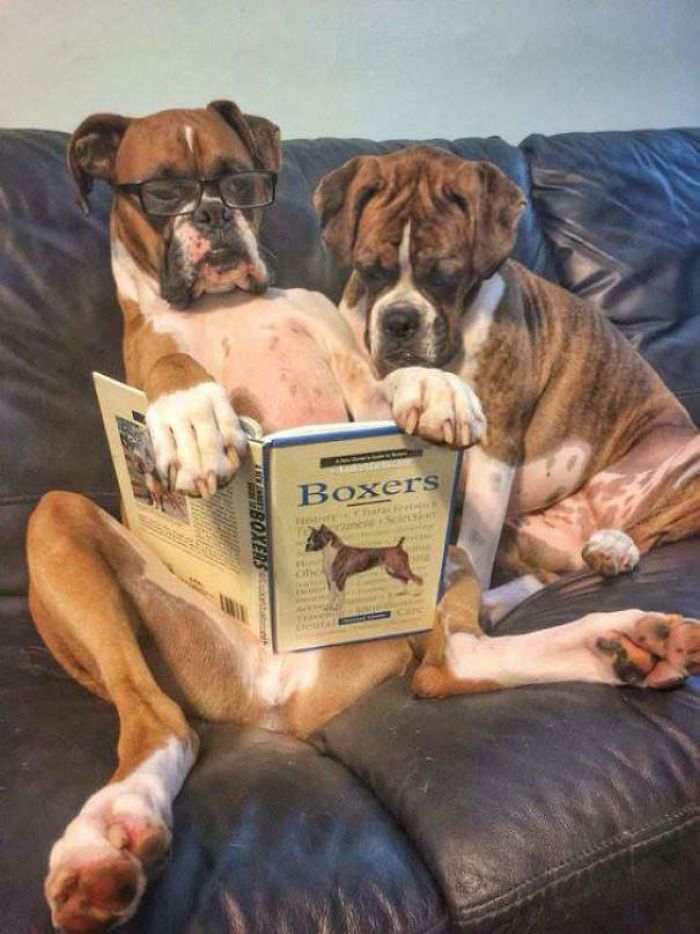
[0,130,123,595]
[522,129,700,422]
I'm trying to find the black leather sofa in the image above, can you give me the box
[1,126,698,933]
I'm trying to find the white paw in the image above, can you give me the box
[582,529,640,577]
[383,367,486,448]
[45,776,171,931]
[145,382,248,496]
[444,630,483,678]
[45,737,194,931]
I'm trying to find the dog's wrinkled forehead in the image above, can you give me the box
[314,145,526,281]
[113,109,255,183]
[67,100,281,214]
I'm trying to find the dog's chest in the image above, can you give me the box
[140,290,348,432]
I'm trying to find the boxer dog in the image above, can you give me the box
[305,524,423,608]
[313,146,700,622]
[27,105,698,931]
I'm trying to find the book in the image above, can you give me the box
[93,373,462,653]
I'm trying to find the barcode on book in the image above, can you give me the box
[219,594,248,622]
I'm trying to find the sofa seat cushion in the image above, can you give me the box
[3,541,698,932]
[0,598,445,934]
[315,538,700,933]
[521,129,700,423]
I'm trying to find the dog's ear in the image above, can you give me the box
[243,114,281,173]
[67,113,132,215]
[313,155,383,266]
[450,161,526,279]
[207,100,281,172]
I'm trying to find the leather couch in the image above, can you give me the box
[0,125,698,933]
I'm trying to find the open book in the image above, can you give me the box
[94,373,462,652]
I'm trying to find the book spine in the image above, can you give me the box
[246,441,273,647]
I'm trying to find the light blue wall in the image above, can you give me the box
[1,0,698,142]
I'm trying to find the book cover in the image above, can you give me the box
[93,373,461,652]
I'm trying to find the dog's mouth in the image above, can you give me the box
[162,221,270,308]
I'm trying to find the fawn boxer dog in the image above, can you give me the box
[27,105,698,931]
[314,146,700,622]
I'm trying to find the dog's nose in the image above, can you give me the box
[193,196,229,229]
[382,305,421,340]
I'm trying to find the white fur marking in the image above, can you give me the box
[46,735,195,925]
[257,651,321,708]
[482,574,544,625]
[370,221,440,359]
[383,366,486,447]
[459,273,505,380]
[146,382,247,494]
[583,528,640,574]
[184,124,195,153]
[458,448,515,589]
[233,212,267,278]
[445,608,649,687]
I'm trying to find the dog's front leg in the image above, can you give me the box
[140,352,249,498]
[457,447,515,590]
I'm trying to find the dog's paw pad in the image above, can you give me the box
[46,848,145,932]
[582,529,640,577]
[595,612,700,687]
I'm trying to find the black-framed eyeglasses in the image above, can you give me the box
[113,170,277,216]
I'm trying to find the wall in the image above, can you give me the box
[1,0,698,142]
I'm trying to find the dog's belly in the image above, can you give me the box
[509,440,592,515]
[146,289,349,432]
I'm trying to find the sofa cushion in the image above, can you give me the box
[521,129,700,423]
[0,596,446,934]
[315,538,700,933]
[3,540,698,933]
[0,130,123,595]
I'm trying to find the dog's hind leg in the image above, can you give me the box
[412,608,699,698]
[27,491,267,932]
[625,471,700,552]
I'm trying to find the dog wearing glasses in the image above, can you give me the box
[28,102,699,931]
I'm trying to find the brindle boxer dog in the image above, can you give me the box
[313,145,700,622]
[27,107,698,932]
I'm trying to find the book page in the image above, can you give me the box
[93,374,270,645]
[266,428,460,652]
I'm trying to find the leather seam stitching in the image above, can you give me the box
[456,807,698,924]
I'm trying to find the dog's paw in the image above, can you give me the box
[594,612,700,687]
[45,774,173,932]
[145,382,248,497]
[582,529,640,577]
[383,367,486,448]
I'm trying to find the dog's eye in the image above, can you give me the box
[356,263,393,286]
[448,191,469,214]
[425,268,462,290]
